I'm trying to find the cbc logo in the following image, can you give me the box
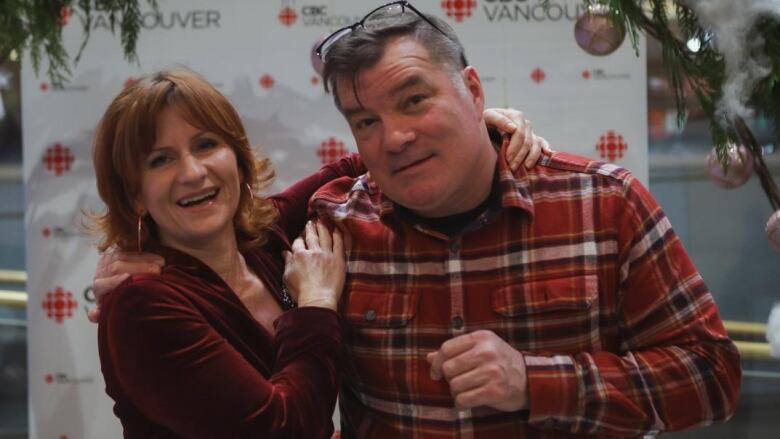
[302,5,327,16]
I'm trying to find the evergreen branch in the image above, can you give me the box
[0,0,156,86]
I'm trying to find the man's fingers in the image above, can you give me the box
[439,332,478,359]
[447,365,487,395]
[428,333,478,380]
[427,351,445,381]
[316,221,332,252]
[454,385,491,411]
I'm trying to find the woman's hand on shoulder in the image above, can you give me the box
[483,108,553,171]
[89,250,165,322]
[283,220,346,311]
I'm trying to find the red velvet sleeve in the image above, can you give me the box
[270,153,364,243]
[102,278,342,439]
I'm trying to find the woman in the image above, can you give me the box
[92,69,546,438]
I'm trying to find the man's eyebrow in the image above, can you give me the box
[341,75,429,119]
[389,74,427,96]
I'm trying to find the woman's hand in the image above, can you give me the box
[483,108,552,171]
[283,220,346,311]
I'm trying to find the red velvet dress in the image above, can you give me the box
[98,155,363,438]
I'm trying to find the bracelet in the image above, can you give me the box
[280,283,298,310]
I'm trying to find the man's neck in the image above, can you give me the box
[409,134,497,218]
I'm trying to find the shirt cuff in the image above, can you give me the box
[524,354,581,422]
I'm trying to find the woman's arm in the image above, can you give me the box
[100,279,341,439]
[271,153,365,242]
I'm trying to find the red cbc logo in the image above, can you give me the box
[259,74,275,89]
[531,68,546,84]
[441,0,478,22]
[42,143,75,176]
[317,137,349,164]
[42,287,78,324]
[278,7,298,26]
[596,130,628,162]
[58,6,72,26]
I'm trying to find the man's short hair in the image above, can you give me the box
[321,12,468,109]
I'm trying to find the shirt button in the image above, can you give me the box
[364,309,377,322]
[452,315,464,330]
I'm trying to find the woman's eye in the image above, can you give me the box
[197,138,218,150]
[355,118,377,130]
[147,154,170,169]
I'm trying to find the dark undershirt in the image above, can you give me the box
[394,170,502,237]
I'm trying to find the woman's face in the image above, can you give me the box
[136,106,241,250]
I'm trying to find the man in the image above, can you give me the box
[94,2,740,438]
[306,2,740,437]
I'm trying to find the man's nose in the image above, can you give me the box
[382,116,416,153]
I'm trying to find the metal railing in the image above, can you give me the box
[0,269,776,361]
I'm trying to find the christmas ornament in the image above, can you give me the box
[768,303,780,358]
[574,5,626,56]
[705,144,754,189]
[766,210,780,253]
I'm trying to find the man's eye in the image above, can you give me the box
[406,94,425,108]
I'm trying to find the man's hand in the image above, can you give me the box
[483,108,552,171]
[426,330,528,412]
[88,251,165,322]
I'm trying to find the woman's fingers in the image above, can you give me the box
[332,228,344,256]
[316,221,332,252]
[303,220,320,250]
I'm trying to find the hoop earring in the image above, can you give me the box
[137,215,144,253]
[245,183,254,203]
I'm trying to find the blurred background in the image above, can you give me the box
[1,1,779,438]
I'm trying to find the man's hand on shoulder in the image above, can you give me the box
[89,250,165,323]
[426,330,528,412]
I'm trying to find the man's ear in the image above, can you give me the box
[461,66,485,116]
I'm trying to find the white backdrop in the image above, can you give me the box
[22,1,646,437]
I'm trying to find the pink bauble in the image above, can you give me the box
[574,5,625,56]
[766,210,780,252]
[705,144,754,189]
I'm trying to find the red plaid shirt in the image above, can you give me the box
[311,152,740,438]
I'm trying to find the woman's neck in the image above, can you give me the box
[161,231,247,290]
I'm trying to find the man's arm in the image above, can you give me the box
[522,176,740,434]
[427,176,741,435]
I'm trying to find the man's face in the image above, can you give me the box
[336,37,495,218]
